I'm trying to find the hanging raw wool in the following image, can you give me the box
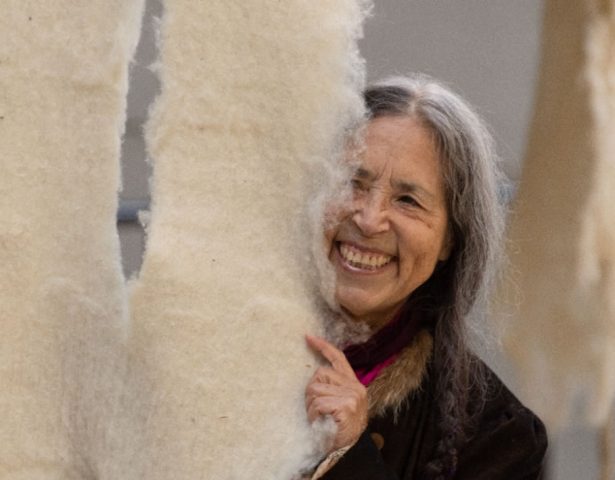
[124,1,369,479]
[499,0,615,431]
[0,1,144,478]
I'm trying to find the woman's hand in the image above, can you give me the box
[305,334,368,452]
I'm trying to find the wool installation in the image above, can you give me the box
[0,1,145,478]
[500,0,615,432]
[123,1,368,478]
[1,1,369,479]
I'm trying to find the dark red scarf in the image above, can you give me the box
[343,306,423,385]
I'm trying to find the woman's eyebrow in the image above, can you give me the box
[354,167,374,180]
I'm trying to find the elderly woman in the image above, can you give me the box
[304,75,547,479]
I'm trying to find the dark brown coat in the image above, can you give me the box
[319,330,548,479]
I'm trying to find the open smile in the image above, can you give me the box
[335,241,395,272]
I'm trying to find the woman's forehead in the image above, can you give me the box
[360,117,443,186]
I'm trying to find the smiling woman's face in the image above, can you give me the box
[326,116,452,329]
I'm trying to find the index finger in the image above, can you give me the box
[306,334,354,377]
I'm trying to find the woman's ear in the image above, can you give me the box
[437,228,454,262]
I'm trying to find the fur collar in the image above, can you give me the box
[367,329,433,418]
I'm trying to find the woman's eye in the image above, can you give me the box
[351,179,367,191]
[399,195,419,207]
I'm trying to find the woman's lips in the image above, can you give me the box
[336,241,394,272]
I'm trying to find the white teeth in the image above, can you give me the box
[339,243,392,270]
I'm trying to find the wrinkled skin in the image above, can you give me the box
[307,116,451,452]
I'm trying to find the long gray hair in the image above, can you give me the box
[364,74,506,478]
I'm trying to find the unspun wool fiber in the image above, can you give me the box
[123,1,370,479]
[0,1,144,478]
[499,0,615,430]
[1,1,370,477]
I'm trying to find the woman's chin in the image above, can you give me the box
[335,286,406,330]
[335,290,371,320]
[336,298,383,330]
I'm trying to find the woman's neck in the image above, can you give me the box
[340,305,402,334]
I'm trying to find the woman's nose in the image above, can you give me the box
[352,192,390,236]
